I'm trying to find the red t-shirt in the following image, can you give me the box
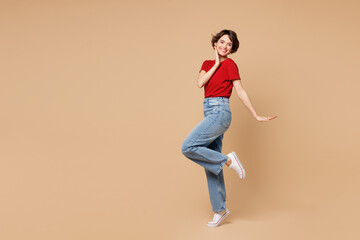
[199,58,241,98]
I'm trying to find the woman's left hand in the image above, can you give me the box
[255,115,277,122]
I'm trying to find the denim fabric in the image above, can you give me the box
[181,97,232,212]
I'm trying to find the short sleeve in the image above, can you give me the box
[199,60,208,73]
[228,60,241,80]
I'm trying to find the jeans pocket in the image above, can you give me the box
[220,110,232,128]
[218,102,231,113]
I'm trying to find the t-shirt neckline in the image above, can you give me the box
[212,58,231,63]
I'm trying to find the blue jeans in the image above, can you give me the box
[181,97,232,213]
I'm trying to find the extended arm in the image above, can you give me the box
[233,79,277,121]
[233,79,258,118]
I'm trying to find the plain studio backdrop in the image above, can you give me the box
[1,0,359,239]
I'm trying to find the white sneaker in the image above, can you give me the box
[227,152,245,179]
[206,209,230,227]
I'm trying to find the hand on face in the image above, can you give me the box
[214,43,220,65]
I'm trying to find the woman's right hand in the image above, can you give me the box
[214,43,220,66]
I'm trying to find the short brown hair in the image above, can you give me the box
[211,29,239,54]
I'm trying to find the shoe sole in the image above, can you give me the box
[206,210,230,227]
[230,152,245,179]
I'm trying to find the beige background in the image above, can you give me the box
[1,0,360,239]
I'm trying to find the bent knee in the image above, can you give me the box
[181,142,189,155]
[181,141,193,156]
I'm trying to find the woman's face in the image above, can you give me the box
[215,34,233,56]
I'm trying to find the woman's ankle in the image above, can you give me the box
[225,157,232,167]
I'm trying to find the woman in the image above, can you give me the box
[181,29,277,227]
